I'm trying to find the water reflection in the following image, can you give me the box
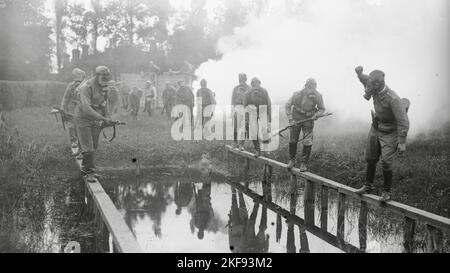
[102,168,446,253]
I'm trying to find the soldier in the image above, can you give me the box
[143,80,156,117]
[193,182,214,240]
[162,82,177,119]
[231,73,251,150]
[174,182,194,216]
[128,87,143,120]
[354,66,410,202]
[244,77,271,157]
[176,81,195,124]
[107,81,120,115]
[74,66,115,182]
[60,68,86,154]
[285,78,325,172]
[119,82,131,110]
[196,79,216,128]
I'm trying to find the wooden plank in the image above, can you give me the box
[337,193,346,245]
[320,185,328,231]
[358,201,368,252]
[304,180,315,227]
[224,178,362,253]
[225,146,450,233]
[403,217,416,253]
[85,180,143,253]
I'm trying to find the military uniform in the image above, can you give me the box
[74,78,108,174]
[196,87,216,126]
[356,69,410,199]
[119,84,130,110]
[162,85,177,118]
[61,80,82,147]
[176,85,195,122]
[143,84,156,116]
[244,85,271,153]
[128,89,143,119]
[285,86,325,170]
[231,82,251,146]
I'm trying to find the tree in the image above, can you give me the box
[54,0,68,74]
[0,0,53,80]
[67,2,89,49]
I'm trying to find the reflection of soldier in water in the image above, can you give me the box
[228,187,270,253]
[174,182,194,215]
[193,182,214,240]
[286,182,310,253]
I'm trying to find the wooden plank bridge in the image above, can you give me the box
[225,145,450,253]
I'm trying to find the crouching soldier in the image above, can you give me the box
[244,78,271,157]
[61,68,86,154]
[285,78,325,172]
[128,87,143,120]
[74,66,115,182]
[354,66,410,202]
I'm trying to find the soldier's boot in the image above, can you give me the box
[380,170,393,202]
[287,142,298,170]
[253,140,261,158]
[81,152,97,183]
[355,162,376,194]
[299,145,312,172]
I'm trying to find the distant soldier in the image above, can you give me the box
[74,66,115,182]
[196,79,216,127]
[143,81,156,117]
[162,82,177,119]
[128,87,143,120]
[285,78,325,172]
[107,81,120,115]
[60,68,86,153]
[119,82,131,110]
[231,73,251,150]
[244,77,271,157]
[354,66,410,202]
[176,81,195,123]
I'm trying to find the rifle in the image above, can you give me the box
[272,113,333,138]
[101,120,126,142]
[50,106,73,131]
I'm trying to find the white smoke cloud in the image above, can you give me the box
[194,0,450,136]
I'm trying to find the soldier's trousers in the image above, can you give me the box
[289,123,313,146]
[365,126,397,171]
[68,123,78,143]
[233,112,248,145]
[76,123,102,173]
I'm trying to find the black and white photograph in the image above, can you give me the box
[0,0,449,258]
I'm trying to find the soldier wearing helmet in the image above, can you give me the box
[196,79,216,128]
[176,80,195,124]
[244,77,271,157]
[354,66,410,202]
[231,73,251,150]
[285,78,325,172]
[143,80,156,117]
[60,68,86,154]
[162,82,177,119]
[74,65,115,182]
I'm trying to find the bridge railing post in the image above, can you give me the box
[426,224,444,253]
[358,201,368,252]
[337,192,346,245]
[320,185,328,232]
[304,179,315,227]
[403,216,416,253]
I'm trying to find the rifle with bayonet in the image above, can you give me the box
[272,112,333,138]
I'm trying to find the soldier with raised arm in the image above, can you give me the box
[354,66,410,202]
[285,78,325,172]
